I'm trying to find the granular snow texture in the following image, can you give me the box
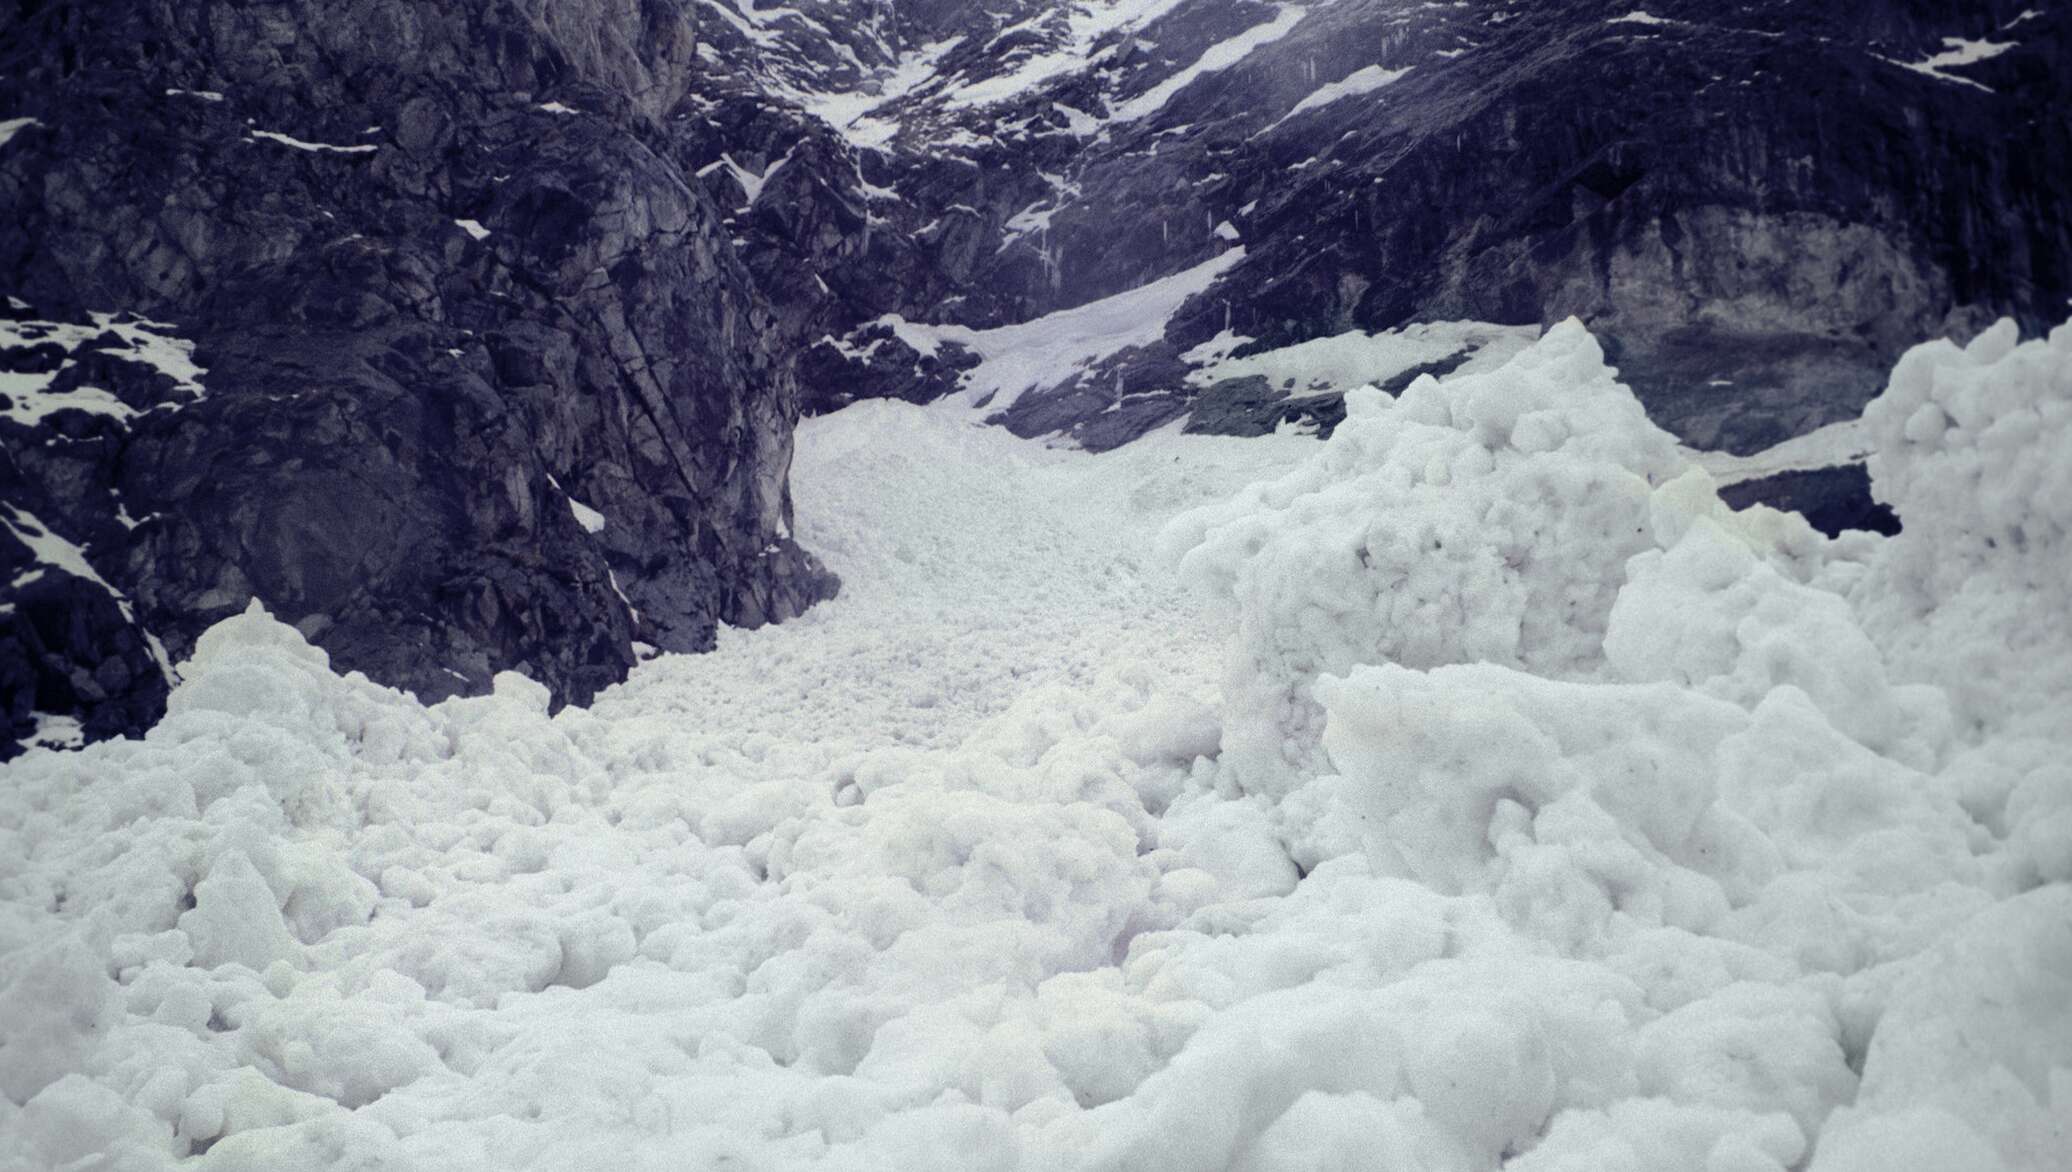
[2,320,2066,1171]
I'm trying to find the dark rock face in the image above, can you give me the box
[1,0,837,756]
[1718,465,1902,539]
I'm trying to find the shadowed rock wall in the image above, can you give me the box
[0,0,836,754]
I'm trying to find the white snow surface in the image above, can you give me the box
[1878,36,2017,92]
[0,118,42,149]
[943,0,1195,111]
[1183,320,1541,396]
[1,503,176,683]
[1273,63,1413,127]
[4,319,2070,1171]
[1688,418,1873,487]
[0,314,208,427]
[1109,6,1307,124]
[567,498,606,535]
[245,130,378,155]
[882,247,1245,415]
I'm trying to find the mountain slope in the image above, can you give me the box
[2,0,2066,754]
[793,0,2069,451]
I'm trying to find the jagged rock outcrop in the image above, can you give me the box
[1718,465,1901,540]
[0,0,837,756]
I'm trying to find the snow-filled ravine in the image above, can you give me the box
[4,320,2069,1171]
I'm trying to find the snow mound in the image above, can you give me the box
[1853,319,2072,732]
[1163,318,1688,790]
[3,317,2067,1169]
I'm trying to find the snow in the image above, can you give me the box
[4,504,122,596]
[1184,319,1542,395]
[999,173,1081,252]
[943,0,1194,111]
[1051,102,1102,137]
[94,315,209,400]
[454,219,491,242]
[1609,10,1674,26]
[700,150,793,207]
[567,498,606,535]
[1110,6,1307,124]
[884,247,1246,414]
[0,117,38,149]
[25,715,83,752]
[0,377,136,427]
[0,313,208,426]
[794,35,965,150]
[166,89,226,102]
[545,475,607,534]
[535,102,580,115]
[1878,37,2017,92]
[246,130,378,154]
[1272,63,1413,127]
[2,501,177,683]
[1164,320,1689,790]
[1688,418,1873,486]
[4,317,2070,1170]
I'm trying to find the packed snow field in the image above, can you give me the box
[3,320,2069,1170]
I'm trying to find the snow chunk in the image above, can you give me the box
[179,849,303,971]
[0,934,121,1104]
[567,497,606,534]
[1878,37,2016,92]
[1316,661,1749,910]
[1812,886,2072,1170]
[26,714,84,751]
[246,129,377,154]
[1164,319,1684,790]
[0,117,39,149]
[1,311,206,425]
[454,218,491,241]
[1852,317,2072,731]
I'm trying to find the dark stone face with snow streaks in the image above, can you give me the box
[0,0,840,753]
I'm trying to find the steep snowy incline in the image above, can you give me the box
[2,320,2068,1170]
[595,399,1315,752]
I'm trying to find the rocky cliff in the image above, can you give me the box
[3,0,2065,756]
[1,0,838,755]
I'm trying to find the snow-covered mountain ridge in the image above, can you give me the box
[738,0,2067,448]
